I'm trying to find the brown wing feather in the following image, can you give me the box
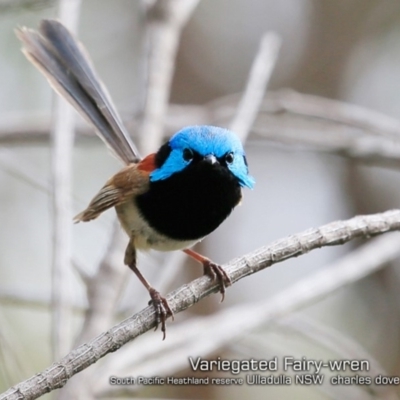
[74,164,149,222]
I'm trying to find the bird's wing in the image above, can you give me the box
[16,19,140,165]
[74,163,150,222]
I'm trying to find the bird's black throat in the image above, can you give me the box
[135,160,242,241]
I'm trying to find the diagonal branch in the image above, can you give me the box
[95,232,400,394]
[262,90,400,141]
[230,32,281,141]
[1,209,400,400]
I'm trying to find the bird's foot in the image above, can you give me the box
[203,261,232,302]
[148,288,174,340]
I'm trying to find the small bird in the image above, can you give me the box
[17,20,254,338]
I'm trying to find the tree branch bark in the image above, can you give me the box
[1,209,400,400]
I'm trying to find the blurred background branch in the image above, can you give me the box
[0,0,55,13]
[230,31,281,140]
[4,90,400,171]
[50,0,82,362]
[138,0,200,155]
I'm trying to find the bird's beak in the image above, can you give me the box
[203,154,217,164]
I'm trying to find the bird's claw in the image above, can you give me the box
[203,261,231,302]
[148,288,174,340]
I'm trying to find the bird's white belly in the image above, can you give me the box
[115,201,200,251]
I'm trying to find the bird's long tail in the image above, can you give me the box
[16,19,140,165]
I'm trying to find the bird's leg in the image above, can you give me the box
[125,241,173,339]
[183,248,232,302]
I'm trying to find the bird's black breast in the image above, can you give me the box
[135,162,242,241]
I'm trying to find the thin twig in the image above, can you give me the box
[0,148,50,194]
[1,210,400,400]
[0,148,116,236]
[50,0,82,361]
[230,32,281,141]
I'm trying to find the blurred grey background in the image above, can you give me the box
[1,1,400,399]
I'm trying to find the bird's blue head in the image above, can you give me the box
[150,125,255,189]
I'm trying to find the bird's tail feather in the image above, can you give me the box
[16,19,140,164]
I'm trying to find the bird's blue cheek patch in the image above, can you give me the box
[240,174,255,189]
[228,159,255,189]
[233,170,255,189]
[150,150,188,182]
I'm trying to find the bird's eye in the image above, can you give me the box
[225,152,234,164]
[183,148,194,161]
